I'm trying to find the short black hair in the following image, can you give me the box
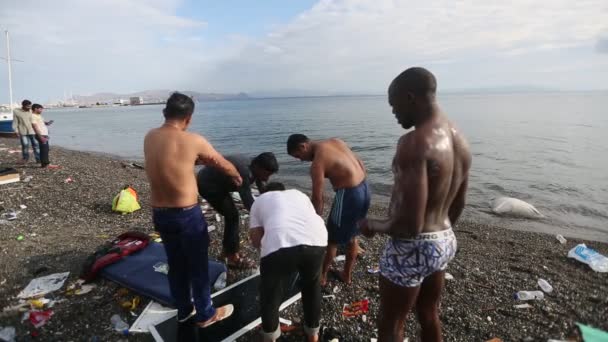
[264,182,286,192]
[22,100,32,107]
[252,152,279,173]
[389,67,437,98]
[32,104,43,110]
[286,134,309,154]
[163,92,194,119]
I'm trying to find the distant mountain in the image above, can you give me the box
[72,90,249,105]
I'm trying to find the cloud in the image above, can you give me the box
[597,36,608,53]
[0,0,207,103]
[199,0,608,93]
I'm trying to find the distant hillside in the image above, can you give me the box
[73,90,249,105]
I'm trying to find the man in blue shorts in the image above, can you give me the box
[287,134,370,286]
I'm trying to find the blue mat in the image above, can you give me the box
[101,242,227,306]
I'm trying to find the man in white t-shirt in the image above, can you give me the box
[249,183,327,342]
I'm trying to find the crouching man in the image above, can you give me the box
[249,183,327,342]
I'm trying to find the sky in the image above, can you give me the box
[0,0,607,103]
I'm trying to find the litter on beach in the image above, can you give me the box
[129,301,176,333]
[208,225,216,232]
[445,273,454,280]
[367,266,380,274]
[342,299,369,317]
[334,255,346,262]
[18,272,70,299]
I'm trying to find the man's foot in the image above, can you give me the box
[197,304,234,328]
[320,274,328,287]
[43,164,60,169]
[225,254,256,269]
[330,269,352,284]
[356,245,365,256]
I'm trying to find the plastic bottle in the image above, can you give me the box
[110,314,129,335]
[537,279,553,293]
[214,271,227,290]
[514,291,544,301]
[567,244,608,273]
[555,235,567,244]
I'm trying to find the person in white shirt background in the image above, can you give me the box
[249,182,327,342]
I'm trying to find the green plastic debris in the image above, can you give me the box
[16,235,24,241]
[577,322,608,342]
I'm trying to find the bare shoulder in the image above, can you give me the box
[448,123,472,166]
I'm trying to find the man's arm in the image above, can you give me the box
[194,135,242,186]
[368,138,428,236]
[310,159,325,215]
[448,177,468,226]
[239,180,255,211]
[249,227,264,249]
[12,113,19,134]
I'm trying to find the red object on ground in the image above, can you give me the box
[29,310,54,328]
[342,299,369,317]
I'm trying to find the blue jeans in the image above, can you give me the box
[20,134,40,162]
[153,205,216,322]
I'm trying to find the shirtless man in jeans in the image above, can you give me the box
[144,92,242,328]
[287,134,370,286]
[359,67,471,342]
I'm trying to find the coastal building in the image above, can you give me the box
[129,97,143,105]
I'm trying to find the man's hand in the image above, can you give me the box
[39,136,48,144]
[358,218,376,238]
[232,175,243,187]
[46,120,54,126]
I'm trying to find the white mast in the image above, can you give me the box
[5,31,13,110]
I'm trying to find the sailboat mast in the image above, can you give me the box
[5,31,14,111]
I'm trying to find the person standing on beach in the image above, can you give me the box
[249,183,326,342]
[12,99,40,164]
[144,92,242,328]
[197,152,278,269]
[30,104,56,168]
[358,67,471,342]
[287,134,370,286]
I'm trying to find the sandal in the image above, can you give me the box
[197,304,234,328]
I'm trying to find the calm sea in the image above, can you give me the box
[44,93,608,242]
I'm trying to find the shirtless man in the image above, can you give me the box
[359,67,471,342]
[144,92,242,328]
[287,134,370,286]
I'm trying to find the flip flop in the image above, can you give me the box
[197,304,234,328]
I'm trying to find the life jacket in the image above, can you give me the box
[80,231,150,282]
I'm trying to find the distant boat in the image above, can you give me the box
[0,108,13,135]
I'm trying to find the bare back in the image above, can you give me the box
[312,138,366,189]
[144,127,202,207]
[389,114,471,238]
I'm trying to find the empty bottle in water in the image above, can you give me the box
[514,291,544,300]
[537,279,553,293]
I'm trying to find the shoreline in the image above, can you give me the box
[0,137,606,341]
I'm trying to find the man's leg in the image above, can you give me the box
[298,246,324,342]
[415,271,446,342]
[320,243,337,286]
[182,210,216,322]
[28,135,40,163]
[37,136,49,167]
[340,237,359,284]
[377,275,420,342]
[19,134,30,162]
[202,192,242,260]
[155,218,195,321]
[260,250,288,341]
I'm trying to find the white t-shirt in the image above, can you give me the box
[31,114,48,136]
[249,189,327,258]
